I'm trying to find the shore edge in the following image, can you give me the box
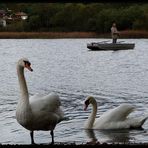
[0,30,148,39]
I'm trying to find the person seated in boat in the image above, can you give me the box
[111,22,120,43]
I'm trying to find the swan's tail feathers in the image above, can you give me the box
[130,116,148,129]
[58,116,69,123]
[140,116,148,126]
[62,116,69,121]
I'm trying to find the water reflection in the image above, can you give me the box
[0,39,148,144]
[85,129,136,144]
[85,129,98,144]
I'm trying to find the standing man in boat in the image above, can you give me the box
[111,22,120,43]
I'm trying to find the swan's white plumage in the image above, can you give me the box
[16,58,65,144]
[25,93,64,130]
[84,96,148,130]
[30,93,63,115]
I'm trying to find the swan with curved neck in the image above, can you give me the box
[16,58,65,144]
[84,96,148,129]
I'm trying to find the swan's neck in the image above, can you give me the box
[16,64,33,125]
[85,102,97,129]
[17,65,29,104]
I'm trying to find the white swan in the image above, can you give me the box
[16,58,66,144]
[84,96,148,129]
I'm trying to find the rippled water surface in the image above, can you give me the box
[0,38,148,144]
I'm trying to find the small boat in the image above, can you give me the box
[87,41,135,51]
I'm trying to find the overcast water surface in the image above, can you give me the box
[0,38,148,144]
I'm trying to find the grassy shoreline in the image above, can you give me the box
[0,30,148,39]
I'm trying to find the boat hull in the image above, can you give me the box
[87,42,135,51]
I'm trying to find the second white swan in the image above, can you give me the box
[84,96,148,129]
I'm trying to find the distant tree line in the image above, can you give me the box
[0,3,148,32]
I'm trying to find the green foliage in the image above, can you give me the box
[0,3,148,32]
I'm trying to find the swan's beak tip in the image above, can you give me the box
[25,65,33,72]
[28,68,33,72]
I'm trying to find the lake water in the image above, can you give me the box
[0,38,148,144]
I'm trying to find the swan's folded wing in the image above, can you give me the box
[111,104,135,121]
[29,93,62,113]
[95,104,135,124]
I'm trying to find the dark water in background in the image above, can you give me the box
[0,38,148,144]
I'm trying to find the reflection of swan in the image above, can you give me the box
[85,129,131,144]
[99,129,131,143]
[84,96,148,129]
[16,58,65,144]
[85,129,98,144]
